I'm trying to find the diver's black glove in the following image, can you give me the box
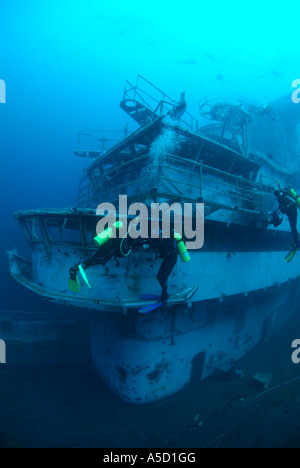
[268,210,283,227]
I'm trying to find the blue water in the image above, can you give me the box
[1,0,300,448]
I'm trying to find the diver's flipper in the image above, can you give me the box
[285,247,298,264]
[68,271,80,293]
[78,264,91,288]
[138,302,162,314]
[175,287,194,297]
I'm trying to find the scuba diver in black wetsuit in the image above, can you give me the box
[69,223,132,292]
[156,233,178,302]
[272,188,300,248]
[69,219,189,299]
[87,235,131,266]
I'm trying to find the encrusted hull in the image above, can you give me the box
[91,279,300,404]
[8,242,300,403]
[8,243,300,310]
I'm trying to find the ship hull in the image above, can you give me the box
[8,228,300,403]
[8,221,300,403]
[7,231,300,311]
[91,279,300,404]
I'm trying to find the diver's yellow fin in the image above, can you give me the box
[285,248,298,264]
[68,276,80,293]
[69,267,80,293]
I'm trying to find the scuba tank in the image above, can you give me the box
[276,182,300,209]
[289,188,300,209]
[174,232,191,263]
[93,221,123,248]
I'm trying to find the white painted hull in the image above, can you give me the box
[8,246,300,310]
[8,244,300,403]
[91,280,300,404]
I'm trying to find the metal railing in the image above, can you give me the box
[122,75,199,132]
[74,128,132,158]
[77,150,275,216]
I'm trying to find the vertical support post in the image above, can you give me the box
[39,216,50,246]
[38,216,52,258]
[20,220,33,247]
[260,174,264,214]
